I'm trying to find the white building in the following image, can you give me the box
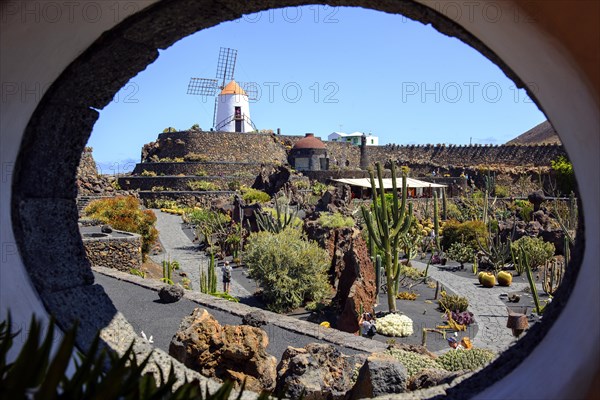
[328,131,379,146]
[214,80,256,133]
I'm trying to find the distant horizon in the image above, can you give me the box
[88,6,546,174]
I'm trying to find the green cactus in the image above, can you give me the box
[433,191,441,251]
[441,187,448,220]
[542,258,564,296]
[200,253,217,294]
[161,259,173,285]
[254,195,298,233]
[375,254,382,297]
[520,247,545,315]
[361,161,413,312]
[478,230,512,275]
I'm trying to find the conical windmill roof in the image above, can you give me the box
[220,80,247,96]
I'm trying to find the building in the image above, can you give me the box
[288,133,329,171]
[214,80,256,133]
[328,131,379,146]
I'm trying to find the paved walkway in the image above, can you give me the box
[411,260,531,353]
[149,210,251,298]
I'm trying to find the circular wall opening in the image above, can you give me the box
[8,1,597,398]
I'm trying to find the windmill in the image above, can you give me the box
[187,47,258,133]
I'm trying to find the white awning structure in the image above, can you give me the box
[332,177,446,189]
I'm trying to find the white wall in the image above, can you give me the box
[215,93,253,132]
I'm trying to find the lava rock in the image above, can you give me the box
[101,224,113,233]
[242,311,268,327]
[349,353,408,398]
[169,308,277,392]
[158,284,184,303]
[408,368,468,391]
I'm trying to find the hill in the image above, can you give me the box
[506,120,561,145]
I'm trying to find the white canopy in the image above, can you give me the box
[332,177,446,189]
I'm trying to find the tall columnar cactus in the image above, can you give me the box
[375,254,382,298]
[433,191,441,251]
[200,253,217,294]
[361,162,413,312]
[441,188,448,221]
[519,248,544,315]
[209,253,217,293]
[542,259,564,296]
[161,260,173,285]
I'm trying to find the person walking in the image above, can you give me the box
[221,261,232,293]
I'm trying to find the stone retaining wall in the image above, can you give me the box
[132,161,270,177]
[139,191,236,208]
[83,232,142,272]
[118,176,250,191]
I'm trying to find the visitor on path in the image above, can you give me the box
[359,313,377,339]
[221,261,232,293]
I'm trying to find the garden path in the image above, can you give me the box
[411,260,531,353]
[149,210,251,298]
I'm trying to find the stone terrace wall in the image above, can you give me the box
[119,176,250,191]
[132,161,269,177]
[139,191,235,208]
[142,131,289,163]
[368,143,566,168]
[83,233,142,272]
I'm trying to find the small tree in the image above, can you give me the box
[510,236,555,274]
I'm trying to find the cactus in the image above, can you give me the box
[200,254,217,294]
[542,259,564,296]
[478,231,512,275]
[161,259,173,285]
[441,187,448,220]
[208,253,217,293]
[255,195,298,233]
[433,191,441,251]
[375,254,382,298]
[361,161,413,312]
[520,247,544,315]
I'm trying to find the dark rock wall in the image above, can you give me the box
[83,234,142,272]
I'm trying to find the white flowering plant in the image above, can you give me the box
[375,313,414,337]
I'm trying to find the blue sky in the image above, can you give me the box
[88,6,546,174]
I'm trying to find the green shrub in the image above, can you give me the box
[84,196,158,256]
[437,291,469,313]
[228,180,241,191]
[513,199,534,222]
[146,199,178,209]
[494,185,509,198]
[162,126,177,132]
[187,180,219,191]
[446,242,475,267]
[551,155,575,195]
[318,212,355,228]
[184,152,207,162]
[140,170,156,177]
[445,202,463,221]
[511,236,555,270]
[241,187,271,203]
[194,168,207,176]
[435,348,496,371]
[129,268,145,278]
[244,228,330,313]
[311,181,329,196]
[441,220,487,250]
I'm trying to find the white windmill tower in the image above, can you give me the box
[187,47,257,133]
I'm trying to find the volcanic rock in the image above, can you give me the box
[169,308,277,392]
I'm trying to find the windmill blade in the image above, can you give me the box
[238,81,259,100]
[216,47,237,87]
[187,78,218,96]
